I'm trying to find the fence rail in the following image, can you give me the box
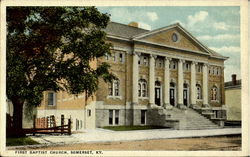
[27,115,72,135]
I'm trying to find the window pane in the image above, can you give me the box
[108,83,113,96]
[48,92,54,106]
[144,57,147,65]
[119,53,123,62]
[114,80,119,96]
[115,110,119,125]
[109,110,113,125]
[115,89,119,96]
[88,110,91,117]
[141,110,146,124]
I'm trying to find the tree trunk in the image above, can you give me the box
[11,98,25,137]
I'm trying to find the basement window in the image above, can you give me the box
[141,110,147,125]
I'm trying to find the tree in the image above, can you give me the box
[7,7,115,136]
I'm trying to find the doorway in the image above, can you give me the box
[155,81,161,106]
[170,82,176,106]
[183,83,189,106]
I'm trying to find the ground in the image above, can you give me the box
[33,135,241,151]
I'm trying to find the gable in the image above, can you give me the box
[134,27,207,53]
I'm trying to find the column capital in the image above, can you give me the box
[132,51,141,56]
[149,54,157,59]
[164,57,172,61]
[178,59,185,63]
[191,61,198,65]
[203,63,209,67]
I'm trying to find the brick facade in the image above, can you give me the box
[37,22,228,130]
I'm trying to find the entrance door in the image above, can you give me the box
[170,88,175,106]
[155,87,161,106]
[183,89,188,106]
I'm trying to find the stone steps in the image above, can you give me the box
[164,107,219,130]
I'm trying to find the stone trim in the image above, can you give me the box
[106,95,122,100]
[112,46,132,53]
[107,34,130,41]
[95,101,150,110]
[134,47,209,64]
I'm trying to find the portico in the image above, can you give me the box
[132,50,210,109]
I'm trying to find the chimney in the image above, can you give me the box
[128,22,138,28]
[232,74,237,85]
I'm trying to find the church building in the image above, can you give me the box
[37,22,228,130]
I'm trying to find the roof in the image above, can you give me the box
[105,22,149,39]
[224,80,241,89]
[105,21,228,60]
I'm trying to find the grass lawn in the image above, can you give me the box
[102,125,169,131]
[6,137,39,146]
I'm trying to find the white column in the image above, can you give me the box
[149,54,156,105]
[164,57,171,108]
[202,63,209,106]
[132,51,139,104]
[191,61,197,106]
[177,59,184,107]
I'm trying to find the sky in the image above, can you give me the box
[97,6,240,82]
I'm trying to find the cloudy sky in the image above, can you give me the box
[97,6,240,82]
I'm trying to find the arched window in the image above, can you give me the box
[211,86,218,100]
[142,82,147,97]
[155,81,161,86]
[138,83,141,97]
[170,82,175,87]
[196,84,202,99]
[138,79,147,97]
[108,79,120,96]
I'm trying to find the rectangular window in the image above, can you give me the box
[108,83,113,96]
[109,110,113,125]
[87,109,91,117]
[115,110,119,125]
[143,56,147,65]
[48,92,55,106]
[197,65,202,73]
[142,83,147,97]
[141,110,146,125]
[114,81,119,96]
[157,59,163,68]
[119,53,123,63]
[172,62,176,69]
[184,63,189,71]
[138,57,141,65]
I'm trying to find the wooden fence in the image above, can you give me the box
[23,115,72,135]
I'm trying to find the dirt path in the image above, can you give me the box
[36,135,241,151]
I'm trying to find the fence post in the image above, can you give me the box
[33,115,36,136]
[68,119,71,135]
[61,115,64,134]
[46,116,49,131]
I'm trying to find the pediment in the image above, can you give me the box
[133,24,209,54]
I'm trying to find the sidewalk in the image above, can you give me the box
[29,128,241,146]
